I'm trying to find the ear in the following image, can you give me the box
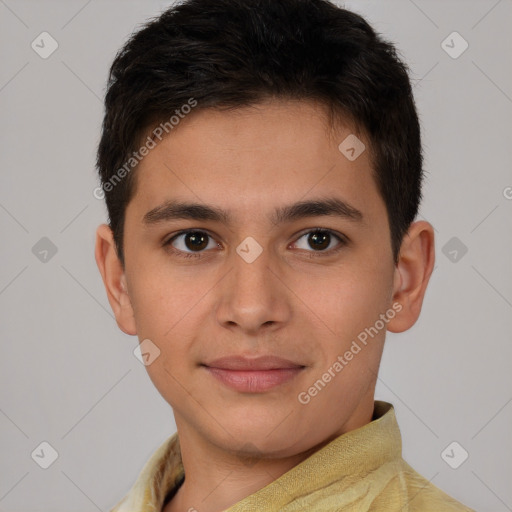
[94,224,137,336]
[387,220,435,333]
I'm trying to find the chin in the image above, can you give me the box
[223,433,304,460]
[210,417,308,456]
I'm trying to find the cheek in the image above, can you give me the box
[128,269,208,409]
[126,258,215,379]
[294,261,393,346]
[127,258,208,337]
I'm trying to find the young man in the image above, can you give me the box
[94,0,474,510]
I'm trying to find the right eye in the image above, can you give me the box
[164,230,221,258]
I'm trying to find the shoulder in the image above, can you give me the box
[396,460,476,512]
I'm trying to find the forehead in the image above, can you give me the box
[128,99,382,222]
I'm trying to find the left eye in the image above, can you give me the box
[167,231,219,253]
[293,229,345,252]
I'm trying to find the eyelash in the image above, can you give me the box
[163,228,348,260]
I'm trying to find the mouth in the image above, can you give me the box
[201,355,306,393]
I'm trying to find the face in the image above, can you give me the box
[110,100,402,458]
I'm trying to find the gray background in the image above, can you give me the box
[1,1,511,511]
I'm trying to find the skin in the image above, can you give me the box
[95,99,435,512]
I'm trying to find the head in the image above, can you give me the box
[95,0,434,458]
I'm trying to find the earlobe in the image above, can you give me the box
[94,224,138,336]
[387,221,435,333]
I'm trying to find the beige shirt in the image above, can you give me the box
[110,401,475,511]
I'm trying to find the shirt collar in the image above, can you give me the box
[111,401,400,512]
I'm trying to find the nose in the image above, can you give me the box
[215,244,292,336]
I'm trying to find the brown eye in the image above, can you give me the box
[307,231,331,250]
[183,231,209,251]
[293,228,348,257]
[166,230,217,256]
[294,229,345,253]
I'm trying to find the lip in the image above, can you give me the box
[202,355,305,393]
[204,355,304,371]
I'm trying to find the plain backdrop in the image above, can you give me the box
[1,1,511,511]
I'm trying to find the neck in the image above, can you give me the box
[164,421,326,512]
[164,396,375,512]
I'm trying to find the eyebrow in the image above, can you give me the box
[142,197,363,227]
